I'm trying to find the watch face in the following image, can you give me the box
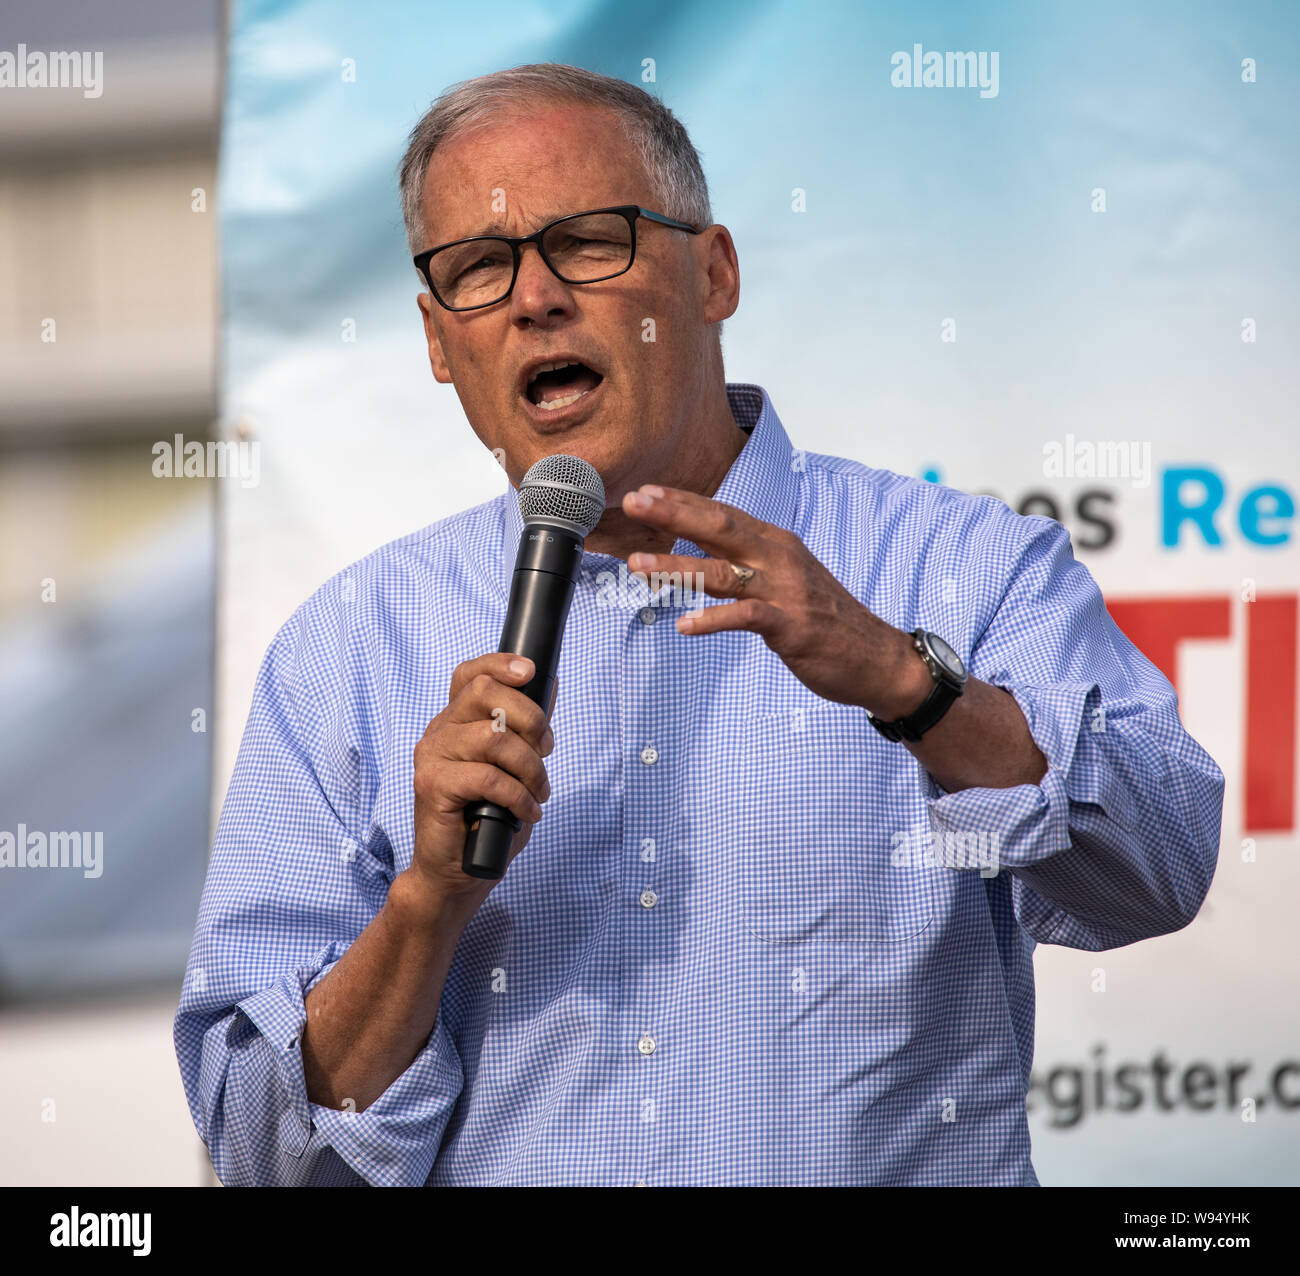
[925,632,967,681]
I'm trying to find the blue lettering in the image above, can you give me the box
[1162,467,1224,547]
[1239,484,1294,546]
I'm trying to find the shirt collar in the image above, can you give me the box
[490,382,801,600]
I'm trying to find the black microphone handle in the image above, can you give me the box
[462,524,583,879]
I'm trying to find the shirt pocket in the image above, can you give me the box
[726,701,937,945]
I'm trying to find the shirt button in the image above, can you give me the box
[635,1179,648,1187]
[638,607,657,626]
[637,1034,656,1056]
[640,745,659,766]
[639,889,658,910]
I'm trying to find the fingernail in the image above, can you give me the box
[641,484,664,498]
[509,658,530,677]
[626,491,651,511]
[542,728,555,754]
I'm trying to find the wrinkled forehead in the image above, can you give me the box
[420,101,654,243]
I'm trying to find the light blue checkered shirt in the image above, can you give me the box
[175,383,1223,1186]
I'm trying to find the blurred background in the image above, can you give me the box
[0,0,222,1184]
[1,0,1296,1186]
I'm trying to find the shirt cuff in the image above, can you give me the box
[235,940,464,1187]
[921,681,1101,873]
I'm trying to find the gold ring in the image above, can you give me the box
[729,562,756,594]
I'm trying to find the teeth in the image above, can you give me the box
[527,359,577,387]
[536,386,592,412]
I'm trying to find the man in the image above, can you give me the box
[175,64,1224,1186]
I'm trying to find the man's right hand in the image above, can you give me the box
[303,652,554,1114]
[402,653,555,921]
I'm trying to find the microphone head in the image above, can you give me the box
[518,453,606,538]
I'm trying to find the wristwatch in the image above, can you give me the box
[867,629,968,743]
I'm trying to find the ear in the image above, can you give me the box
[697,224,740,326]
[417,290,453,384]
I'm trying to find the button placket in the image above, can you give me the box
[625,597,672,1183]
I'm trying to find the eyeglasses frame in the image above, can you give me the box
[412,204,703,312]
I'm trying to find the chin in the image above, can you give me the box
[496,389,650,495]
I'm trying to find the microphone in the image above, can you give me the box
[462,453,606,879]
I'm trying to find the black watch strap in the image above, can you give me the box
[868,629,967,743]
[868,678,962,743]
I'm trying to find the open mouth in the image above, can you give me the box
[524,360,604,412]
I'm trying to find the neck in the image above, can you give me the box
[583,383,748,560]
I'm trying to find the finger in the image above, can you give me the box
[676,597,785,641]
[465,762,546,826]
[440,720,551,807]
[621,486,769,562]
[443,675,554,756]
[624,551,761,600]
[414,758,544,826]
[447,652,535,704]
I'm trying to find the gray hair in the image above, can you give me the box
[398,63,713,255]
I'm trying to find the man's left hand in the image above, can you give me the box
[623,484,930,721]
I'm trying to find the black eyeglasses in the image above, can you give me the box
[413,204,702,312]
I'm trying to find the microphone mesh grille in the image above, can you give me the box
[518,453,606,537]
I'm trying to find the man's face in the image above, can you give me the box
[416,101,737,503]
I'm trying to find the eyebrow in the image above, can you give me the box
[431,222,511,246]
[439,209,588,243]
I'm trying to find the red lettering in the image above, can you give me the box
[1106,597,1230,688]
[1246,596,1297,831]
[1105,594,1296,833]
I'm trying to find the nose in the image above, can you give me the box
[508,240,577,327]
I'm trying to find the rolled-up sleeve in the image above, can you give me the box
[923,518,1225,951]
[174,603,464,1186]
